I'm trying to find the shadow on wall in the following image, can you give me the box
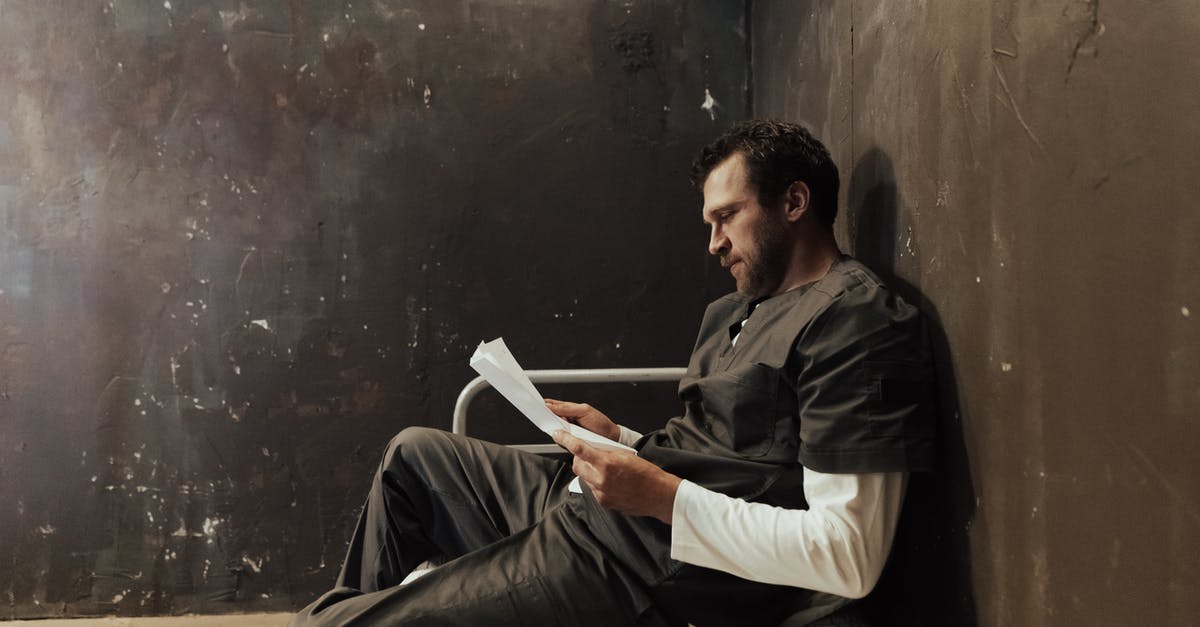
[847,148,979,626]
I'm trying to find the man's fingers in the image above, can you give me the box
[544,399,590,417]
[552,430,587,457]
[552,432,602,485]
[552,430,602,465]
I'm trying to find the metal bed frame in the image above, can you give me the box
[451,367,688,454]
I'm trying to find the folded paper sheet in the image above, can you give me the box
[469,338,636,453]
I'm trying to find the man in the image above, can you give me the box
[292,120,934,626]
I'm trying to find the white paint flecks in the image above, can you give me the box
[1183,306,1191,318]
[36,524,55,535]
[936,180,950,208]
[424,85,432,108]
[251,319,270,331]
[162,1,171,10]
[700,88,717,121]
[418,23,426,31]
[1001,362,1013,372]
[242,555,264,574]
[975,276,981,283]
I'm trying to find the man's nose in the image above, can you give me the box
[708,225,729,256]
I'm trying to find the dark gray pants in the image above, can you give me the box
[290,427,671,626]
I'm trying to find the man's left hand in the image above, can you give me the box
[552,430,682,525]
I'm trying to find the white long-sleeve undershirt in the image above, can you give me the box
[581,425,907,599]
[670,468,906,599]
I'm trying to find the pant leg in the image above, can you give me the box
[292,494,669,627]
[334,427,576,592]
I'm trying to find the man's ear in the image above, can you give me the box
[783,180,811,224]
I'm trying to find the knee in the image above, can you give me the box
[382,426,448,472]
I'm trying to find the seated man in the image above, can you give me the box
[291,120,934,626]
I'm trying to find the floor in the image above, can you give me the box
[3,614,292,626]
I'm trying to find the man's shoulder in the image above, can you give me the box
[812,256,884,299]
[804,256,923,346]
[817,256,916,313]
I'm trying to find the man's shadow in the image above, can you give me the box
[846,148,978,626]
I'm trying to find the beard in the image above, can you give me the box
[726,215,791,298]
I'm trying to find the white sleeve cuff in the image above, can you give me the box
[617,425,643,448]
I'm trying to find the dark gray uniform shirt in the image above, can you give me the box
[604,254,935,624]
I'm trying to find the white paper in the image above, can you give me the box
[469,338,636,453]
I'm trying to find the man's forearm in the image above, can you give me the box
[669,470,907,599]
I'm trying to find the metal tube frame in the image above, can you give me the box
[452,367,687,455]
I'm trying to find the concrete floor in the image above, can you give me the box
[3,614,292,626]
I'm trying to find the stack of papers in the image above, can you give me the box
[469,338,635,453]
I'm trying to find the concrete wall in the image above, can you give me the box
[0,0,746,617]
[754,1,1200,625]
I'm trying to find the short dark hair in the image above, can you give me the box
[690,119,840,230]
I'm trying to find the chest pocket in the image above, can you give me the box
[696,354,792,459]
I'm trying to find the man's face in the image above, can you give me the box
[701,154,791,298]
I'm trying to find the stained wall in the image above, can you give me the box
[754,1,1200,624]
[0,0,746,617]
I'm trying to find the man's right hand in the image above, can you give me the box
[544,399,621,442]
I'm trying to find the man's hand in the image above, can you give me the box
[552,430,682,525]
[544,399,621,442]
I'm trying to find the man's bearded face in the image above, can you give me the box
[703,154,792,299]
[720,206,790,298]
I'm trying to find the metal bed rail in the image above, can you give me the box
[452,367,688,454]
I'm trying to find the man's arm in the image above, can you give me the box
[671,470,906,598]
[551,430,904,599]
[545,399,644,447]
[552,430,680,524]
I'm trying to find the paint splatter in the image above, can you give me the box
[1183,306,1191,318]
[700,88,717,121]
[242,555,264,574]
[1001,362,1013,372]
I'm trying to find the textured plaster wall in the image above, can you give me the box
[0,0,746,617]
[754,1,1200,625]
